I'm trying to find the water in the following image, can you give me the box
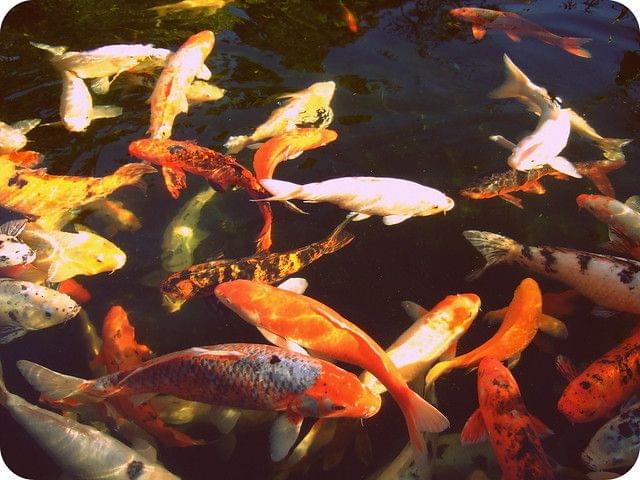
[0,0,639,478]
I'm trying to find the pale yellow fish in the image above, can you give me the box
[0,119,40,154]
[150,0,233,16]
[186,80,226,104]
[224,81,336,154]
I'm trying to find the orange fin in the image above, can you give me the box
[461,408,488,444]
[161,166,187,199]
[472,24,486,40]
[270,412,303,461]
[499,193,524,209]
[529,414,554,438]
[505,31,521,42]
[522,181,546,195]
[555,354,579,382]
[562,36,592,58]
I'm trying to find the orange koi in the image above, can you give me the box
[450,7,591,58]
[253,128,338,180]
[461,357,554,480]
[425,278,542,388]
[340,2,358,33]
[214,280,450,459]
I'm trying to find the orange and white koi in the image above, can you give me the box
[461,357,554,480]
[0,119,40,154]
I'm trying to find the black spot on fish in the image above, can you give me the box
[577,254,591,273]
[580,381,591,390]
[20,285,26,291]
[521,246,534,261]
[7,175,27,188]
[269,355,281,364]
[126,460,144,479]
[618,264,640,285]
[8,311,17,321]
[619,420,634,438]
[539,248,557,273]
[168,145,186,155]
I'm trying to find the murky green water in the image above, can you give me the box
[0,0,639,478]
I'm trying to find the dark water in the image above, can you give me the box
[0,0,639,478]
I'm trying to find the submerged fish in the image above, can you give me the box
[340,2,359,33]
[450,7,591,58]
[225,81,336,154]
[425,278,542,388]
[160,218,353,312]
[464,230,640,314]
[85,198,142,237]
[148,30,215,140]
[0,278,80,343]
[0,219,35,268]
[260,177,454,225]
[253,128,338,180]
[161,187,215,272]
[128,138,273,252]
[149,0,233,16]
[0,119,40,154]
[558,325,640,423]
[19,343,382,461]
[0,159,155,231]
[214,280,450,459]
[460,357,554,480]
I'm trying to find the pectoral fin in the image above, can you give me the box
[210,405,241,434]
[522,181,546,195]
[440,341,458,361]
[471,24,486,40]
[483,307,508,326]
[382,214,412,226]
[90,105,123,120]
[0,219,28,237]
[538,314,568,339]
[256,326,308,356]
[162,166,187,199]
[400,301,429,321]
[347,212,371,222]
[548,156,582,178]
[196,64,212,81]
[625,195,640,212]
[277,278,308,294]
[505,31,522,42]
[270,413,303,461]
[460,408,488,444]
[499,193,524,209]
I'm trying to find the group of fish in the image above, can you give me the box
[0,3,637,480]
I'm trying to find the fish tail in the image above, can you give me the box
[324,217,355,253]
[424,360,453,389]
[16,360,102,403]
[489,54,530,100]
[462,230,518,280]
[598,137,633,160]
[561,36,592,58]
[259,179,303,201]
[254,201,273,253]
[29,41,67,56]
[112,163,157,192]
[224,135,251,154]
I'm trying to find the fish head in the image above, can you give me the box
[214,280,268,325]
[128,138,174,165]
[78,232,127,274]
[557,386,603,423]
[438,293,482,332]
[420,193,455,216]
[0,123,27,153]
[0,235,36,267]
[576,193,618,221]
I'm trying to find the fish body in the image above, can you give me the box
[128,138,273,251]
[581,401,640,471]
[214,280,450,458]
[464,230,640,314]
[148,30,215,139]
[160,218,353,311]
[0,278,80,343]
[450,7,591,58]
[161,187,215,272]
[340,3,358,33]
[0,219,35,268]
[150,0,232,16]
[558,326,640,423]
[0,119,40,153]
[224,81,336,154]
[253,128,338,180]
[460,357,554,480]
[425,278,541,387]
[0,159,155,231]
[261,177,454,225]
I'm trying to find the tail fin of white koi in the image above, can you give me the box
[489,54,530,100]
[259,179,303,201]
[561,37,592,59]
[224,135,251,154]
[462,230,518,281]
[17,360,98,403]
[398,388,449,462]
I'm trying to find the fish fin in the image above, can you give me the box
[89,77,111,95]
[196,64,212,81]
[0,218,28,237]
[507,353,521,369]
[214,432,237,461]
[460,408,488,444]
[8,151,44,168]
[471,24,486,40]
[129,393,157,407]
[401,388,449,458]
[489,134,517,150]
[11,119,41,134]
[561,36,592,58]
[91,105,123,120]
[224,135,250,154]
[210,405,242,434]
[29,41,67,56]
[583,169,616,197]
[348,212,371,222]
[489,54,531,100]
[599,137,632,159]
[484,307,508,326]
[0,321,28,344]
[282,200,309,215]
[499,193,524,209]
[548,156,582,178]
[522,181,546,195]
[162,166,187,199]
[505,31,521,42]
[440,341,458,361]
[259,179,302,201]
[16,360,98,402]
[247,142,265,150]
[462,230,518,281]
[529,415,554,438]
[277,278,308,294]
[270,413,303,461]
[400,300,429,321]
[382,214,412,226]
[538,314,568,339]
[424,360,452,389]
[5,265,47,283]
[591,306,620,318]
[256,326,308,355]
[555,354,579,382]
[625,195,640,212]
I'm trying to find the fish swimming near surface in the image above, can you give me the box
[128,138,273,251]
[339,2,358,33]
[184,80,226,104]
[149,0,233,17]
[224,81,336,154]
[160,218,354,312]
[214,280,450,459]
[460,357,555,480]
[161,187,215,272]
[0,361,179,479]
[463,230,640,315]
[558,325,640,423]
[577,194,640,260]
[0,159,156,231]
[0,219,35,268]
[0,118,40,153]
[0,278,80,344]
[260,177,455,225]
[449,7,591,58]
[253,128,338,180]
[581,400,640,471]
[18,343,382,461]
[425,278,542,388]
[148,30,215,140]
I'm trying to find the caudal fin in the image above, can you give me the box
[489,54,530,100]
[561,37,592,58]
[17,360,99,403]
[259,179,304,201]
[224,135,251,154]
[599,137,633,161]
[462,230,518,281]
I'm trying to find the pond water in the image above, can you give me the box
[0,0,639,479]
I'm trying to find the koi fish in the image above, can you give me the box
[484,306,568,339]
[490,55,631,160]
[260,177,454,225]
[148,30,215,140]
[340,2,358,33]
[450,7,591,58]
[84,198,142,237]
[464,230,640,314]
[0,278,80,344]
[425,278,541,388]
[0,119,40,153]
[224,81,336,154]
[577,194,640,259]
[160,218,353,312]
[18,343,382,461]
[214,280,450,459]
[460,357,554,480]
[184,80,225,104]
[149,0,233,17]
[0,219,35,267]
[253,128,338,180]
[128,139,273,252]
[558,326,640,423]
[0,159,156,231]
[581,400,640,471]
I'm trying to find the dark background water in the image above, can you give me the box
[0,0,639,478]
